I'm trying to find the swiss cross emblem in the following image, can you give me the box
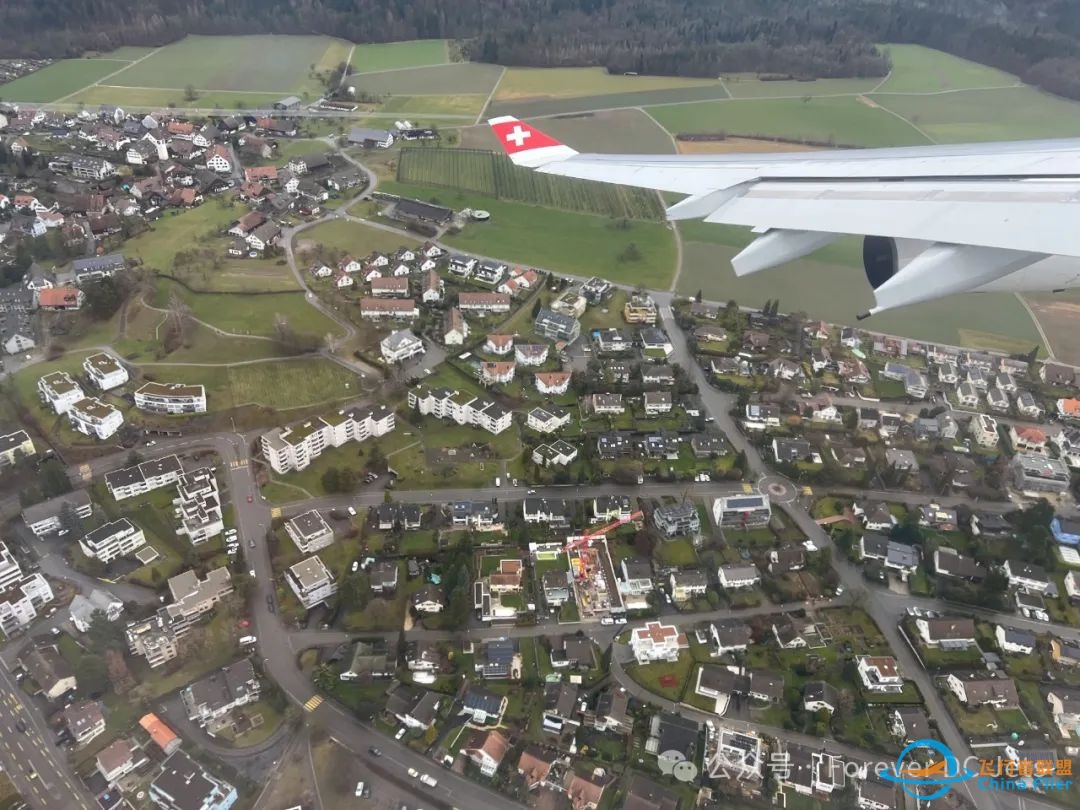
[505,125,532,148]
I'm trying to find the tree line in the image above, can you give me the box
[5,1,1080,99]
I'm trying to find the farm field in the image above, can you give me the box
[105,35,335,94]
[317,40,354,74]
[675,136,820,154]
[92,46,157,60]
[722,76,881,98]
[485,84,733,120]
[150,279,342,340]
[348,63,504,96]
[350,40,449,73]
[67,85,285,110]
[871,86,1080,142]
[378,94,487,117]
[380,179,677,287]
[122,202,238,270]
[0,58,132,102]
[1021,292,1080,365]
[300,219,419,256]
[396,147,665,220]
[459,108,676,154]
[876,44,1019,93]
[677,239,1044,352]
[494,67,720,100]
[648,96,931,147]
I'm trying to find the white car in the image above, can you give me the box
[248,569,256,579]
[407,767,419,778]
[347,506,357,517]
[396,728,407,740]
[600,617,614,626]
[351,561,359,573]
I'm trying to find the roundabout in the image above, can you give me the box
[757,474,798,504]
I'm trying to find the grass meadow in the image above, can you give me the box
[350,40,449,73]
[0,58,131,101]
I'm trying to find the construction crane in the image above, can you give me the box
[564,510,643,554]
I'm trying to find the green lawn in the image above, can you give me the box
[214,701,284,748]
[654,538,699,567]
[228,358,360,409]
[648,96,931,147]
[0,58,132,102]
[624,655,694,702]
[303,218,419,256]
[876,44,1019,93]
[351,40,449,73]
[105,34,335,94]
[380,180,677,287]
[150,278,341,339]
[872,86,1080,142]
[123,201,240,270]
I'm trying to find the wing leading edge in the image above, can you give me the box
[487,115,1080,316]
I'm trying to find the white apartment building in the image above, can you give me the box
[407,387,513,435]
[22,489,93,536]
[174,468,224,544]
[717,564,761,589]
[526,406,572,434]
[79,518,146,563]
[380,330,425,363]
[68,397,124,440]
[0,541,54,638]
[260,405,396,475]
[38,371,85,414]
[134,382,207,414]
[125,612,179,668]
[82,352,129,390]
[285,510,334,554]
[286,556,337,609]
[855,655,904,693]
[629,621,688,664]
[104,454,184,500]
[0,430,34,468]
[971,413,1000,448]
[164,567,232,634]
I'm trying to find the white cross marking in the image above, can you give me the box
[505,125,532,148]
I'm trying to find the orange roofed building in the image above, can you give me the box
[139,713,181,754]
[36,286,83,310]
[630,621,688,664]
[1057,397,1080,421]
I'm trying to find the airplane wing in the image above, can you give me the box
[488,115,1080,316]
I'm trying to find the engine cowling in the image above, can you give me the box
[862,235,897,290]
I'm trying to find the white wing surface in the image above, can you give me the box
[489,115,1080,316]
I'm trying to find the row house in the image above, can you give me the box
[359,298,419,320]
[408,387,513,435]
[459,291,511,315]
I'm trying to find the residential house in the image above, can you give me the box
[669,571,707,602]
[956,382,980,408]
[972,413,1000,448]
[285,556,336,609]
[532,440,578,468]
[1010,425,1049,453]
[916,618,977,649]
[534,308,580,342]
[803,681,840,714]
[542,682,581,733]
[442,307,469,346]
[19,644,76,699]
[858,533,919,580]
[773,437,812,464]
[945,672,1019,708]
[380,329,425,364]
[630,621,688,664]
[1004,560,1052,593]
[933,548,986,581]
[480,361,515,385]
[718,564,760,589]
[68,589,123,633]
[1016,391,1045,419]
[64,701,106,746]
[535,371,571,396]
[643,391,673,416]
[995,625,1036,655]
[461,685,507,725]
[526,405,572,434]
[79,518,146,563]
[359,298,419,320]
[652,503,700,537]
[149,750,237,810]
[464,729,509,778]
[744,403,781,431]
[284,510,334,554]
[769,545,806,575]
[856,656,904,694]
[458,292,511,315]
[181,659,260,730]
[96,738,140,785]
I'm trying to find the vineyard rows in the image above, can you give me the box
[397,147,664,221]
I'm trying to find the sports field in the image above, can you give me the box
[648,96,931,147]
[396,147,665,220]
[0,58,132,101]
[382,180,677,287]
[350,40,449,73]
[105,35,337,94]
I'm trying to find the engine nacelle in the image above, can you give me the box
[862,235,898,290]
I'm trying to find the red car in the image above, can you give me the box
[246,495,254,503]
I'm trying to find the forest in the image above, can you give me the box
[4,1,1080,99]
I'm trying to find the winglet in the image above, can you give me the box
[488,116,578,168]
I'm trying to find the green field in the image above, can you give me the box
[0,58,131,101]
[648,95,931,146]
[68,84,286,110]
[382,179,677,287]
[872,86,1080,142]
[151,278,342,340]
[106,35,335,93]
[722,75,881,98]
[302,219,419,255]
[351,40,449,73]
[348,63,505,96]
[677,237,1044,351]
[494,67,720,100]
[877,44,1019,93]
[485,85,734,120]
[94,46,158,60]
[460,108,676,154]
[316,39,354,74]
[379,94,486,117]
[123,201,239,270]
[397,147,665,220]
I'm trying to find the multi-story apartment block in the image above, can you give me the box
[971,413,1000,448]
[149,750,237,810]
[79,518,146,563]
[174,468,224,544]
[623,293,657,324]
[37,371,85,414]
[534,308,581,342]
[82,352,129,390]
[0,542,54,638]
[126,612,179,668]
[260,405,396,475]
[134,382,207,414]
[285,510,334,553]
[407,387,513,435]
[164,567,232,635]
[105,454,184,500]
[68,397,124,440]
[182,659,260,730]
[22,489,93,536]
[0,430,34,468]
[286,556,337,609]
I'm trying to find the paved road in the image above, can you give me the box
[0,665,95,810]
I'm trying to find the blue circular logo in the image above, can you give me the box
[878,739,977,800]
